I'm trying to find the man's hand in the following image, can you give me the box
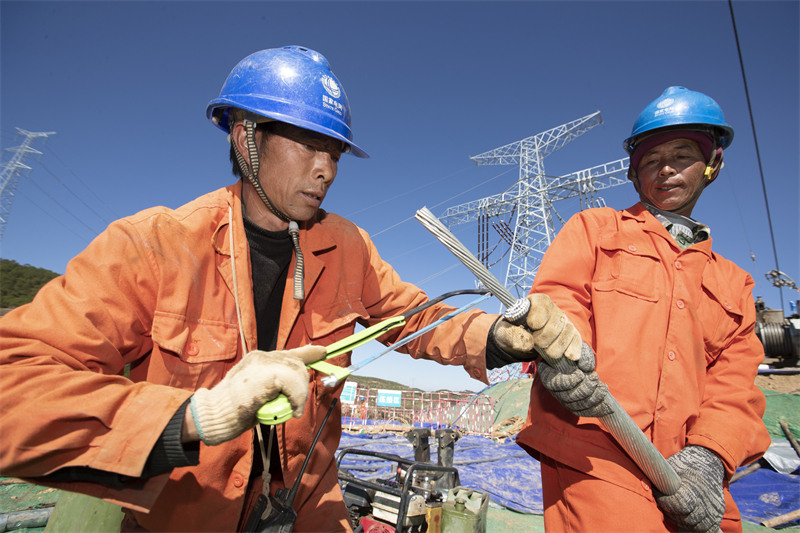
[655,446,726,533]
[188,345,326,446]
[537,342,612,418]
[491,293,582,362]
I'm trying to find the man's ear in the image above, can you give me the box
[703,150,724,186]
[230,122,249,163]
[628,168,641,194]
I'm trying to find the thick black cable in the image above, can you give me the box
[728,0,785,310]
[400,288,489,320]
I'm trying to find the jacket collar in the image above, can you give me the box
[622,203,713,257]
[213,182,338,256]
[212,182,343,349]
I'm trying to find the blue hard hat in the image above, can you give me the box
[623,86,734,154]
[207,46,368,158]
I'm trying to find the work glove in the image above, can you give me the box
[491,293,582,362]
[655,445,726,533]
[190,345,326,446]
[536,341,613,418]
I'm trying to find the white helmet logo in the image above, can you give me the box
[321,75,341,99]
[657,98,674,109]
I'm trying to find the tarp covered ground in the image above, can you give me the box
[338,401,800,528]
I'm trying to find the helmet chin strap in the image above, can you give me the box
[233,120,291,223]
[232,119,305,300]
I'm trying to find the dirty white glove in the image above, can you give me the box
[536,342,612,418]
[655,446,726,533]
[492,293,582,361]
[190,345,326,446]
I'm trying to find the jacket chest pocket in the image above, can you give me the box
[300,298,368,369]
[150,311,240,389]
[593,237,663,302]
[700,273,745,363]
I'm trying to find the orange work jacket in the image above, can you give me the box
[0,184,496,532]
[516,204,769,519]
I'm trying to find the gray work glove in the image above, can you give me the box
[190,345,326,446]
[491,293,582,362]
[655,446,726,533]
[536,341,612,418]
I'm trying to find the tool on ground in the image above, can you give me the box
[256,289,491,425]
[414,206,682,495]
[244,398,338,533]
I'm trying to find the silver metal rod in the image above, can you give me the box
[322,293,492,387]
[347,293,491,374]
[414,206,681,495]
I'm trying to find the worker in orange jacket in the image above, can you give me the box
[0,46,552,532]
[493,87,771,532]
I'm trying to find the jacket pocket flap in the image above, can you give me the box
[152,311,239,362]
[300,300,368,344]
[701,271,744,317]
[598,235,660,259]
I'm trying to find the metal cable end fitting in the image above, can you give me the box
[503,298,530,325]
[321,375,339,388]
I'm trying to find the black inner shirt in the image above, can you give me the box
[242,212,293,352]
[242,209,293,479]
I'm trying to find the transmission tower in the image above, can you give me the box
[440,111,630,298]
[0,128,56,244]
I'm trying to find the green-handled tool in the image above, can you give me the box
[255,289,490,425]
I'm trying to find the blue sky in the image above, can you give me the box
[2,1,798,392]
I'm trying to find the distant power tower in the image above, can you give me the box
[0,128,56,244]
[439,111,630,299]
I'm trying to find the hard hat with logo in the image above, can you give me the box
[623,86,734,156]
[207,45,368,158]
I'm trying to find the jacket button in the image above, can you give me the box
[668,351,676,361]
[186,342,199,356]
[675,260,683,270]
[628,245,637,252]
[641,479,650,491]
[233,476,243,488]
[676,300,685,309]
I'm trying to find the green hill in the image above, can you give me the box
[0,259,60,309]
[346,374,417,392]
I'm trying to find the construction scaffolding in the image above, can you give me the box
[341,385,494,437]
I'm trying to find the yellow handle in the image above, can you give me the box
[256,393,294,425]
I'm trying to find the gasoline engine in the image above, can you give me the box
[338,428,488,533]
[754,270,800,367]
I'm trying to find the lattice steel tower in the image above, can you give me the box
[439,111,630,298]
[0,128,56,244]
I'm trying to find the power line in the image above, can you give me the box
[44,144,120,221]
[37,159,111,227]
[728,0,785,309]
[366,167,515,238]
[23,172,101,236]
[17,189,93,245]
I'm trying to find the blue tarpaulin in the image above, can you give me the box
[337,432,800,526]
[338,432,543,514]
[730,466,800,528]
